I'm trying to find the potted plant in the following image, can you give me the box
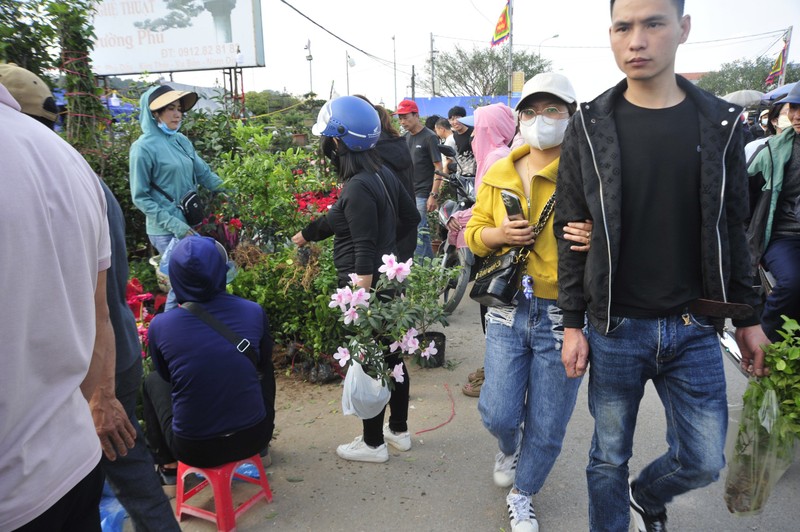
[329,254,454,381]
[724,316,800,515]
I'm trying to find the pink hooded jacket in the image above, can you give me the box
[472,103,517,190]
[450,103,517,247]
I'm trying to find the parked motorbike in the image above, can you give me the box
[435,144,477,313]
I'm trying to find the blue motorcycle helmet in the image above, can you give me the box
[311,95,381,151]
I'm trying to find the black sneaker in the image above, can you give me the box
[629,481,667,532]
[158,466,177,498]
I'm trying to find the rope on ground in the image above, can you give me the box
[413,383,455,436]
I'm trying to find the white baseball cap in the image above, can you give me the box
[515,72,577,111]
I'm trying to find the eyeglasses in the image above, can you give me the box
[518,106,568,125]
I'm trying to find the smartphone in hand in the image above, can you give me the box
[500,190,524,220]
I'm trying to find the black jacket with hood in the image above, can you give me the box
[376,133,417,261]
[555,76,762,334]
[148,236,274,441]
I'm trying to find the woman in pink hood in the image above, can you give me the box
[447,103,517,247]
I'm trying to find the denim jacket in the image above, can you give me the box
[555,76,761,333]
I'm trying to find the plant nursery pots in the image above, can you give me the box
[416,331,446,368]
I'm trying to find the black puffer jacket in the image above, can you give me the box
[555,76,762,334]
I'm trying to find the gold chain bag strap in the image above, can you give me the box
[469,192,556,307]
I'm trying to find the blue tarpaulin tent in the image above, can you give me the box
[401,95,521,119]
[52,88,137,120]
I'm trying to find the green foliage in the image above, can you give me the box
[245,90,307,119]
[181,107,240,169]
[697,57,800,97]
[49,0,110,152]
[228,242,341,358]
[88,120,150,254]
[128,256,160,296]
[725,317,800,515]
[216,123,330,244]
[0,0,58,75]
[425,44,551,97]
[755,316,800,441]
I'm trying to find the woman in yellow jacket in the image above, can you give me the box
[465,73,590,532]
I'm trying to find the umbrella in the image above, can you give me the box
[762,82,797,102]
[722,89,765,108]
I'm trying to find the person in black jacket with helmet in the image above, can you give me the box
[292,96,419,463]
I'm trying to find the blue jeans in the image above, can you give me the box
[414,196,433,259]
[762,235,800,341]
[478,294,581,497]
[100,359,180,531]
[149,234,178,311]
[586,313,727,531]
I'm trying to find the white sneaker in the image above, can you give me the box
[383,423,412,451]
[493,448,520,487]
[336,436,389,463]
[506,491,539,532]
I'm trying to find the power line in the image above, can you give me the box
[433,28,788,51]
[279,0,415,78]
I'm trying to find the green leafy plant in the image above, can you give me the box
[228,241,341,364]
[216,123,330,246]
[330,254,453,385]
[724,316,800,515]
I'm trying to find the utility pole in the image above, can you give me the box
[507,0,513,106]
[304,39,313,95]
[346,51,355,95]
[393,35,397,106]
[411,65,416,99]
[430,33,436,97]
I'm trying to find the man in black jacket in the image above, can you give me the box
[554,1,769,531]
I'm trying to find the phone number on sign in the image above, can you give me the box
[166,44,237,58]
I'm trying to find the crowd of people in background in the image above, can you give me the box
[3,0,798,531]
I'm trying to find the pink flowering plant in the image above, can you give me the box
[329,254,454,386]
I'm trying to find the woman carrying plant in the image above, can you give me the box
[291,96,420,463]
[129,85,223,310]
[464,73,590,532]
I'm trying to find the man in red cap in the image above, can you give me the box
[395,99,443,258]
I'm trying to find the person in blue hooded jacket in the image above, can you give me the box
[130,85,223,309]
[141,236,275,475]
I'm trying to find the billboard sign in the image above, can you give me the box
[91,0,264,76]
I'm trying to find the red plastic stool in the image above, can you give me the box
[175,455,273,531]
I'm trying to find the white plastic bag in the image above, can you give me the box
[341,363,390,419]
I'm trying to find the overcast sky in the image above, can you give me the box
[161,0,799,106]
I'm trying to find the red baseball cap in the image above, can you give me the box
[394,99,419,115]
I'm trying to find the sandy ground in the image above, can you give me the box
[134,298,799,531]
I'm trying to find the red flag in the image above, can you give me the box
[766,34,789,86]
[491,1,510,47]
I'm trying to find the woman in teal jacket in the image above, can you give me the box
[130,85,223,309]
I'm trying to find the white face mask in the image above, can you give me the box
[777,114,792,131]
[519,117,568,150]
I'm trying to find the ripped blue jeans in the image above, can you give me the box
[478,293,582,497]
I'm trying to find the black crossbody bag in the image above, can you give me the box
[150,141,206,226]
[151,182,205,227]
[182,301,259,371]
[469,192,556,307]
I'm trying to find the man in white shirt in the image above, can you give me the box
[0,69,135,531]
